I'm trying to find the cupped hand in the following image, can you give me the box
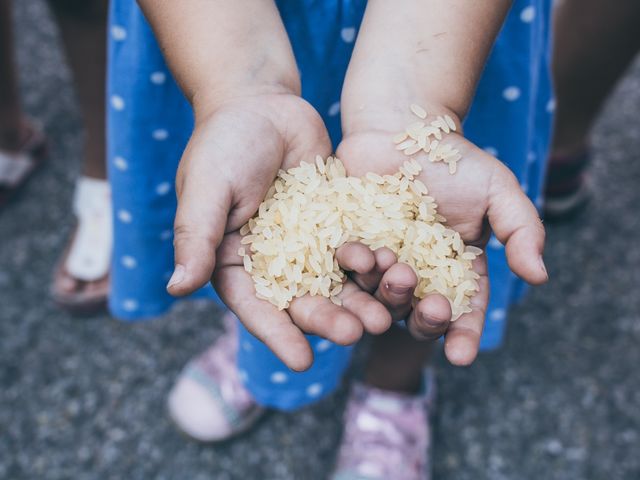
[167,94,396,371]
[335,108,547,366]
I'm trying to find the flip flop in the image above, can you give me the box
[0,123,48,209]
[51,176,112,314]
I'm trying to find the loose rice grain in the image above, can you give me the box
[239,141,481,320]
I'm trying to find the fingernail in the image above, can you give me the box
[167,264,185,289]
[538,255,548,278]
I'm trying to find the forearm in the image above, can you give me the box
[137,0,299,116]
[342,0,511,132]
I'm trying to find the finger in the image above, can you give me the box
[168,135,233,297]
[213,264,313,372]
[373,262,418,321]
[288,295,364,346]
[406,294,452,341]
[336,244,397,293]
[335,242,376,277]
[339,280,393,335]
[488,166,548,285]
[443,255,490,366]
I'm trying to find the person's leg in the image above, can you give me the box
[0,0,27,151]
[332,327,437,480]
[49,0,107,179]
[0,0,48,207]
[364,326,434,393]
[545,0,640,218]
[48,0,110,312]
[551,0,640,155]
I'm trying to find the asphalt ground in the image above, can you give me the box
[1,1,639,479]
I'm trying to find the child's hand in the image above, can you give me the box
[168,94,395,371]
[336,107,547,366]
[140,0,398,370]
[335,0,546,365]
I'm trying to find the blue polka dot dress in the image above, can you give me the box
[107,0,554,410]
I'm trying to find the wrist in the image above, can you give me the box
[192,78,300,122]
[341,98,463,139]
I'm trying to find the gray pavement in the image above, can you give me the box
[1,1,640,479]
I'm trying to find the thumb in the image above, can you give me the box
[488,164,548,285]
[167,140,233,297]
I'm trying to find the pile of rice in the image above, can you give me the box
[239,106,481,321]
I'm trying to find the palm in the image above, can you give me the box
[337,130,496,245]
[180,95,395,371]
[336,122,545,365]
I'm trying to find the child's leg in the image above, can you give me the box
[49,0,108,179]
[551,0,640,155]
[545,0,640,219]
[48,0,110,313]
[0,0,28,150]
[364,326,434,394]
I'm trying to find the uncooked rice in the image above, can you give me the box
[394,105,462,173]
[239,106,481,321]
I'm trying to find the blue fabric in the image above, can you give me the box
[107,0,553,409]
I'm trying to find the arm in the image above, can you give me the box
[135,1,396,370]
[137,0,300,115]
[338,0,546,365]
[341,0,511,132]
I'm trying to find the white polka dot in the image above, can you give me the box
[121,255,137,269]
[160,230,173,241]
[503,86,522,102]
[111,25,127,41]
[521,182,529,193]
[113,156,128,171]
[483,147,499,157]
[122,299,139,312]
[152,129,169,141]
[520,6,536,23]
[155,182,172,196]
[150,71,166,85]
[110,95,125,111]
[270,372,288,384]
[328,101,340,117]
[546,98,556,113]
[489,308,506,322]
[315,339,332,353]
[242,341,253,352]
[488,236,503,249]
[340,27,356,43]
[306,383,323,397]
[117,210,132,223]
[527,152,537,163]
[238,369,249,383]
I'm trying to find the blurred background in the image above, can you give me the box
[1,0,640,479]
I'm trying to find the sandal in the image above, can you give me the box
[331,369,436,480]
[168,312,265,442]
[0,122,48,208]
[51,176,111,314]
[543,148,591,221]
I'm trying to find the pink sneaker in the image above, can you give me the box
[167,312,265,442]
[331,370,436,480]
